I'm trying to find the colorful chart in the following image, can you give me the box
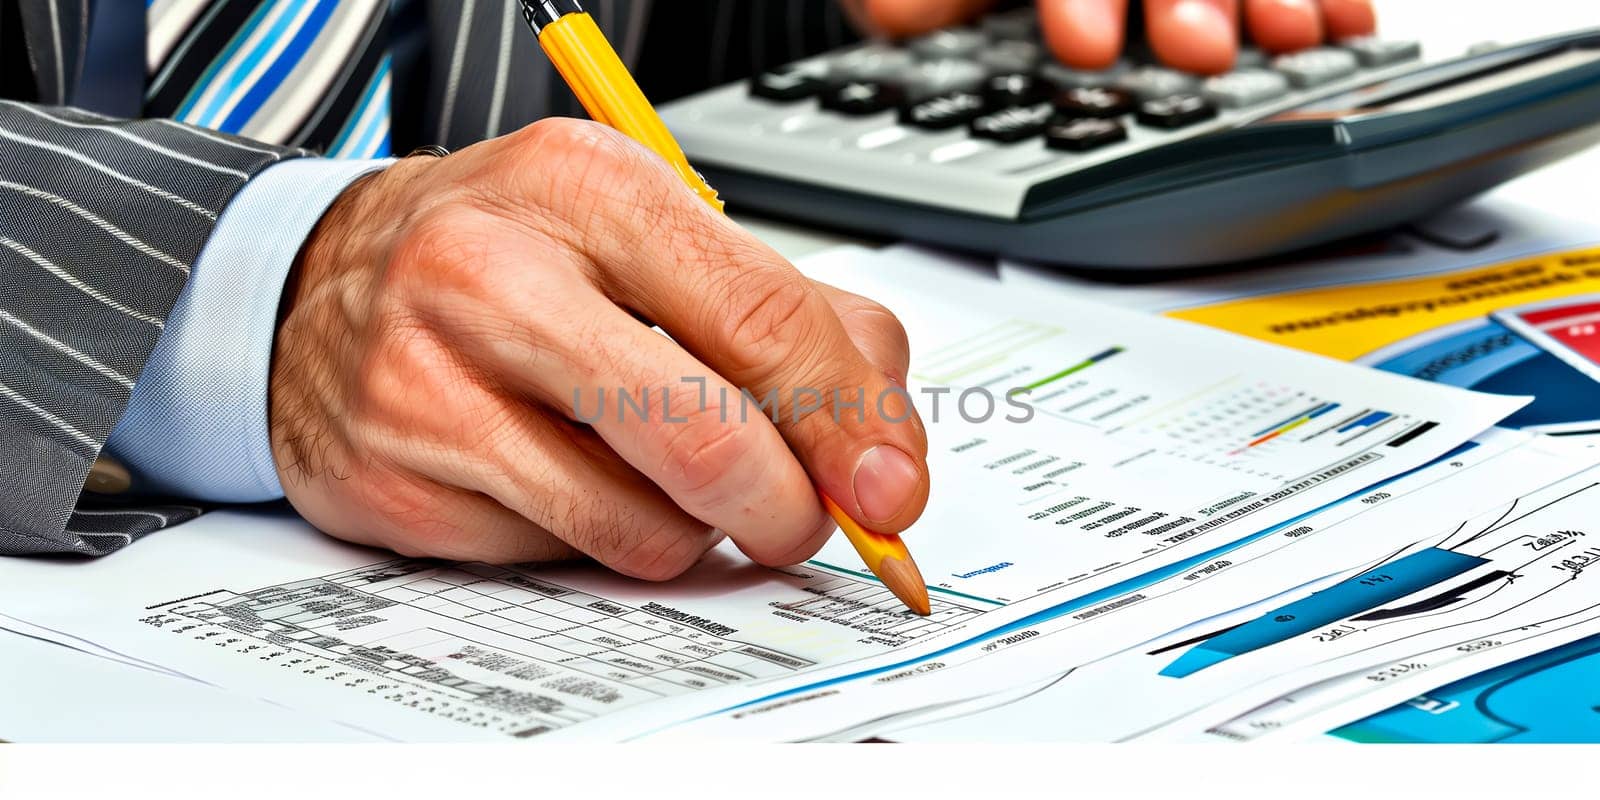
[1165,248,1600,435]
[1158,548,1487,678]
[1334,634,1600,743]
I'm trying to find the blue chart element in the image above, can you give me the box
[1159,548,1487,678]
[1371,319,1600,430]
[1251,403,1342,438]
[1337,411,1392,434]
[1335,634,1600,743]
[697,443,1482,722]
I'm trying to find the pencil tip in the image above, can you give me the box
[877,554,932,616]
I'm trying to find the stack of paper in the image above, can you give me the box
[5,240,1598,742]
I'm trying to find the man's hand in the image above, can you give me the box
[853,0,1378,75]
[270,119,930,578]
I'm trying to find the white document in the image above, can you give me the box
[888,454,1600,743]
[657,430,1593,741]
[793,247,1526,610]
[0,625,381,742]
[1200,613,1600,743]
[1138,465,1600,743]
[0,246,1526,741]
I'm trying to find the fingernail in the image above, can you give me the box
[853,445,921,526]
[1065,0,1117,32]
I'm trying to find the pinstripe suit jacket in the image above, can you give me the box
[0,0,852,557]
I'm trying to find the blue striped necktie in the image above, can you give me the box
[144,0,394,158]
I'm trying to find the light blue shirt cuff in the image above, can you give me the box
[106,157,393,502]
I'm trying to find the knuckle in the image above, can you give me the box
[609,516,710,582]
[351,322,442,421]
[514,116,615,158]
[567,497,706,581]
[513,118,644,207]
[715,270,821,372]
[845,296,910,353]
[359,474,467,557]
[856,298,904,339]
[644,393,761,506]
[392,206,516,305]
[392,204,485,274]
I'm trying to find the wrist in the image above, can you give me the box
[285,161,403,324]
[106,157,392,502]
[269,154,438,491]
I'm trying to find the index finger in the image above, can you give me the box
[852,0,997,36]
[528,128,932,534]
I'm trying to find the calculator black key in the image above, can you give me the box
[749,66,827,102]
[1045,117,1127,152]
[970,104,1053,143]
[977,40,1042,75]
[908,28,986,60]
[821,81,907,115]
[904,58,987,101]
[901,91,987,130]
[1135,94,1217,128]
[982,72,1053,109]
[1053,86,1137,119]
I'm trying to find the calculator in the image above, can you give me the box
[658,12,1600,270]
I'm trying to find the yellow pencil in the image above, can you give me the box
[518,0,931,616]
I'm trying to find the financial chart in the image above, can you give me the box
[857,310,1482,606]
[135,555,988,738]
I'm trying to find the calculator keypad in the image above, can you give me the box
[971,104,1054,142]
[1115,66,1200,99]
[1273,47,1360,87]
[1039,59,1130,89]
[904,58,988,99]
[1054,86,1138,119]
[980,8,1040,41]
[909,28,988,60]
[902,91,988,130]
[983,72,1053,109]
[1046,117,1128,152]
[1341,36,1423,67]
[1201,69,1290,108]
[821,81,906,115]
[977,39,1044,74]
[743,16,1419,157]
[1135,94,1218,128]
[833,45,915,82]
[749,63,828,102]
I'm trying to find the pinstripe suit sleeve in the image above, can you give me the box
[0,99,303,556]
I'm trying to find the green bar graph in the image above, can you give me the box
[1010,346,1125,395]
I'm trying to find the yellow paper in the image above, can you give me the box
[1168,246,1600,361]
